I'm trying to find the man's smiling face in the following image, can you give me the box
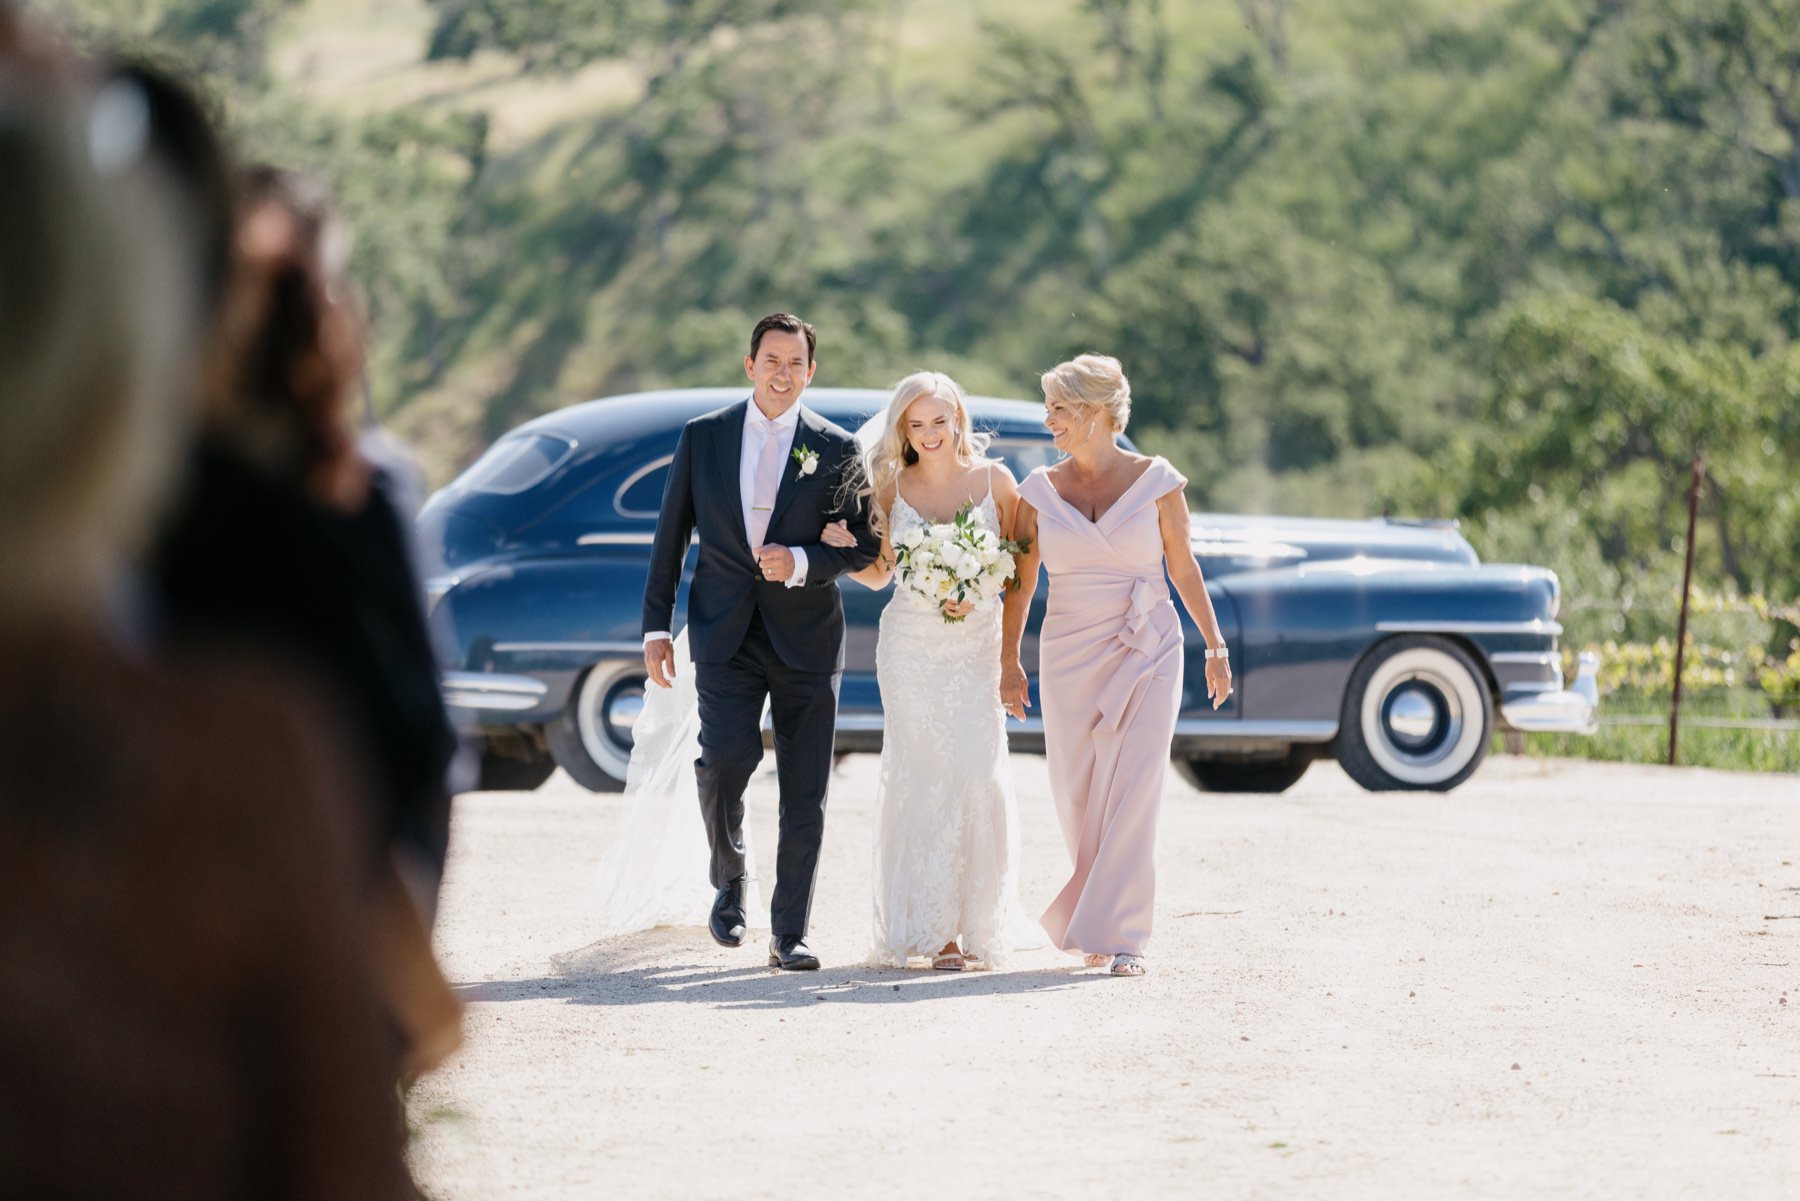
[745,329,816,418]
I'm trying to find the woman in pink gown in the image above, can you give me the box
[1001,355,1233,977]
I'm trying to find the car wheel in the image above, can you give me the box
[546,660,647,793]
[1174,753,1312,794]
[476,746,556,792]
[1335,635,1491,792]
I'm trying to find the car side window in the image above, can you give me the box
[615,457,671,519]
[988,436,1063,480]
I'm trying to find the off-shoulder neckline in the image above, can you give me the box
[1033,455,1173,526]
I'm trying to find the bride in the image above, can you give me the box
[583,373,1032,971]
[822,371,1034,971]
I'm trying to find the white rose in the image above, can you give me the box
[897,526,925,549]
[955,556,981,580]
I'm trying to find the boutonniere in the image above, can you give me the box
[792,445,820,478]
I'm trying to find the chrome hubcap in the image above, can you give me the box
[1377,672,1464,765]
[603,686,644,745]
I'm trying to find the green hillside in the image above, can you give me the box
[47,0,1800,660]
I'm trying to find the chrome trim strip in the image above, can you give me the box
[1190,539,1306,560]
[1173,719,1337,741]
[577,532,656,546]
[440,671,547,712]
[491,640,644,654]
[843,715,1335,740]
[1489,651,1559,665]
[1376,619,1563,637]
[612,454,674,519]
[835,714,889,732]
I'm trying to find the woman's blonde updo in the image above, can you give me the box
[855,370,990,541]
[1040,353,1132,434]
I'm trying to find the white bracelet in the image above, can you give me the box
[1204,645,1228,660]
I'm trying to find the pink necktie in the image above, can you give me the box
[747,416,783,549]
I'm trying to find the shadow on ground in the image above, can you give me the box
[452,929,1106,1010]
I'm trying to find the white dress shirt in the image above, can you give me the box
[645,400,809,646]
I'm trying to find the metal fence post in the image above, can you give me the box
[1669,454,1703,766]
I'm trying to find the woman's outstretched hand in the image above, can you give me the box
[820,519,856,548]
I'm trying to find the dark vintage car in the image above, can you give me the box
[419,387,1598,795]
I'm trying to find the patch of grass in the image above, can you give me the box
[1516,725,1800,774]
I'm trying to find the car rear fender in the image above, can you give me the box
[1220,562,1562,725]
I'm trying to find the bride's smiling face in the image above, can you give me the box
[903,393,957,460]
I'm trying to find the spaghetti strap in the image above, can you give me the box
[984,461,995,505]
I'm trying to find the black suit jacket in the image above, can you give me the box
[642,400,879,673]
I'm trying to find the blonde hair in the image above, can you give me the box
[0,80,193,621]
[858,371,990,540]
[1040,353,1132,433]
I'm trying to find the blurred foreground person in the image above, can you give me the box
[151,157,460,1072]
[153,165,459,914]
[0,65,415,1200]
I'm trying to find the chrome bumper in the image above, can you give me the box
[1499,651,1599,735]
[441,670,548,712]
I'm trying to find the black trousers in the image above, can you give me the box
[693,611,841,941]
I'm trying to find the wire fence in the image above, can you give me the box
[1597,714,1800,732]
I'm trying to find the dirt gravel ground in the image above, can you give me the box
[408,754,1798,1200]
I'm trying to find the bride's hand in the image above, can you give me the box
[941,599,975,619]
[1000,660,1030,720]
[820,519,857,548]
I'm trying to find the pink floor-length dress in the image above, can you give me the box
[1019,456,1188,957]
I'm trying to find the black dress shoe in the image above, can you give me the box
[709,877,747,948]
[768,936,820,971]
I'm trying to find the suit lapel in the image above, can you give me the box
[766,405,823,532]
[716,399,751,551]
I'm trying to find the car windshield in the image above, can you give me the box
[457,433,575,495]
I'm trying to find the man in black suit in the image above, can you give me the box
[642,313,879,970]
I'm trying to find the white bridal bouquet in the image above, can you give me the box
[892,502,1031,622]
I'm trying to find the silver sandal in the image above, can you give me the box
[1110,954,1147,977]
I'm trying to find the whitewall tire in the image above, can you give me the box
[1335,636,1492,792]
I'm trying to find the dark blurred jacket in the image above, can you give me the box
[152,438,457,891]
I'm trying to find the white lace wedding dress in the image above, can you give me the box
[868,487,1034,968]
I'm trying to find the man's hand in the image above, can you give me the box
[645,638,676,689]
[755,545,796,582]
